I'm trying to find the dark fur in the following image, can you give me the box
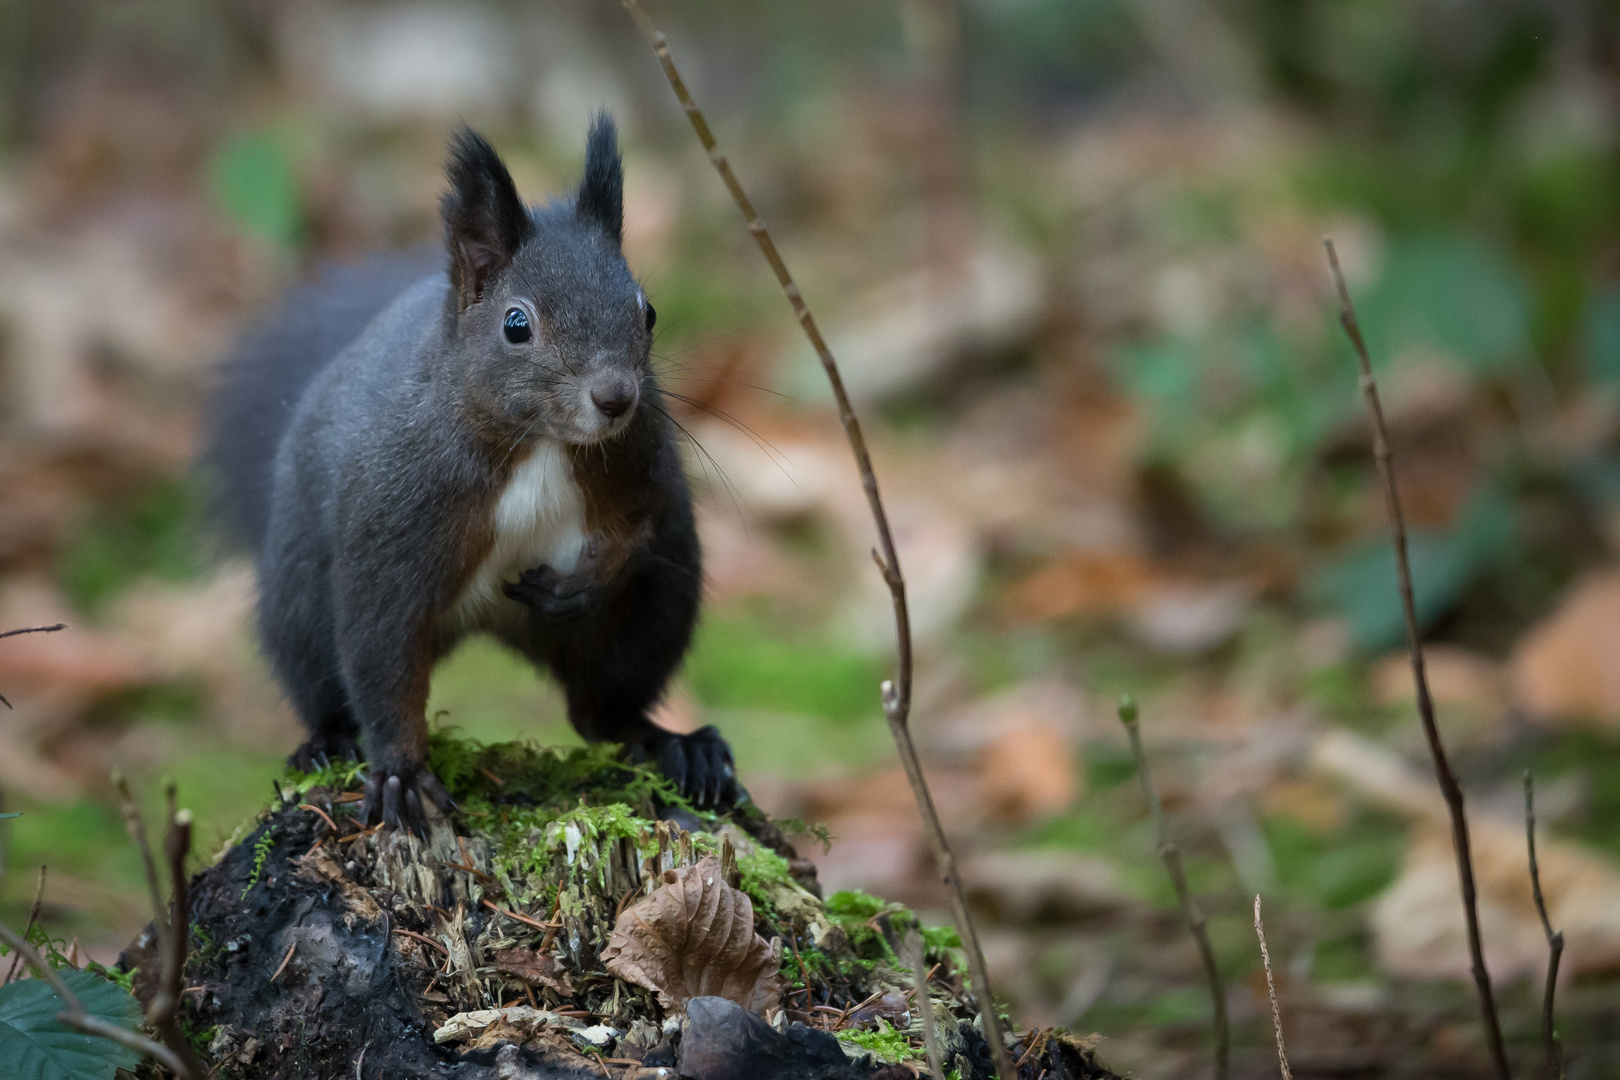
[209,118,725,831]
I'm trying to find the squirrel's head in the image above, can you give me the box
[442,117,653,448]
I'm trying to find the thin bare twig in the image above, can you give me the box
[113,771,168,961]
[3,865,47,985]
[0,624,66,709]
[1525,773,1565,1080]
[0,624,66,640]
[903,929,947,1080]
[618,4,1014,1078]
[0,918,191,1077]
[1253,895,1292,1080]
[1119,697,1228,1079]
[1325,238,1510,1080]
[147,797,206,1079]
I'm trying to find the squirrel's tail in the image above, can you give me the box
[206,251,441,550]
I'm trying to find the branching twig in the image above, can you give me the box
[1325,238,1510,1080]
[1119,696,1228,1080]
[618,4,1014,1077]
[0,623,66,708]
[1253,895,1291,1080]
[1525,773,1565,1080]
[0,919,191,1077]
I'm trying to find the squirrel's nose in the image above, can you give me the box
[590,380,637,419]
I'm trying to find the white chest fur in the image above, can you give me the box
[449,440,587,631]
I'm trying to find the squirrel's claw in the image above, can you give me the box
[287,731,361,774]
[504,565,596,619]
[641,725,737,810]
[362,766,456,837]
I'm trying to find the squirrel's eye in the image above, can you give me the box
[644,303,656,332]
[502,307,532,344]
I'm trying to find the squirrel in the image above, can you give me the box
[209,117,734,832]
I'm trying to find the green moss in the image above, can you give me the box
[284,757,367,795]
[839,1020,922,1063]
[736,845,795,910]
[241,831,274,900]
[823,889,960,969]
[424,729,690,818]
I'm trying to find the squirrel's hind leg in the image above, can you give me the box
[258,595,363,773]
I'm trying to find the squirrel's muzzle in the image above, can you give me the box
[589,376,638,420]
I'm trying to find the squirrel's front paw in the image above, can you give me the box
[361,765,456,837]
[287,730,361,774]
[503,565,596,619]
[637,725,737,809]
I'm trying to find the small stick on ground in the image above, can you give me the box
[619,4,1014,1077]
[0,919,192,1077]
[1253,895,1291,1080]
[1119,696,1228,1080]
[271,940,298,982]
[1325,238,1510,1080]
[3,865,47,985]
[1525,773,1565,1080]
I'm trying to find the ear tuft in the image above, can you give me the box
[442,127,534,308]
[576,113,623,244]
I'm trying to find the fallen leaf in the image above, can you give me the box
[1003,551,1160,623]
[1373,644,1504,712]
[1372,819,1620,982]
[432,1006,581,1045]
[977,722,1080,823]
[493,947,573,996]
[845,992,910,1030]
[960,850,1128,924]
[1128,580,1253,655]
[1313,728,1620,980]
[601,854,783,1015]
[1510,569,1620,727]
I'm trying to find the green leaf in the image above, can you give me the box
[207,130,303,247]
[0,969,143,1080]
[1309,483,1519,651]
[1351,235,1532,374]
[1583,286,1620,385]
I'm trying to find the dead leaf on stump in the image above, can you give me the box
[601,854,783,1015]
[492,947,573,996]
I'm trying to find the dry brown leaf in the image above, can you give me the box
[1510,569,1620,727]
[1003,551,1160,623]
[1314,729,1620,980]
[1372,644,1503,712]
[493,947,573,996]
[600,854,783,1015]
[977,722,1079,822]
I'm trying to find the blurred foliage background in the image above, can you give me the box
[2,0,1620,1075]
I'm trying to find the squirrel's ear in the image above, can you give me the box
[442,128,534,308]
[576,114,623,245]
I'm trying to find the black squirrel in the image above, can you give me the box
[209,117,734,832]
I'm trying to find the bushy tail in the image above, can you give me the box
[207,251,441,550]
